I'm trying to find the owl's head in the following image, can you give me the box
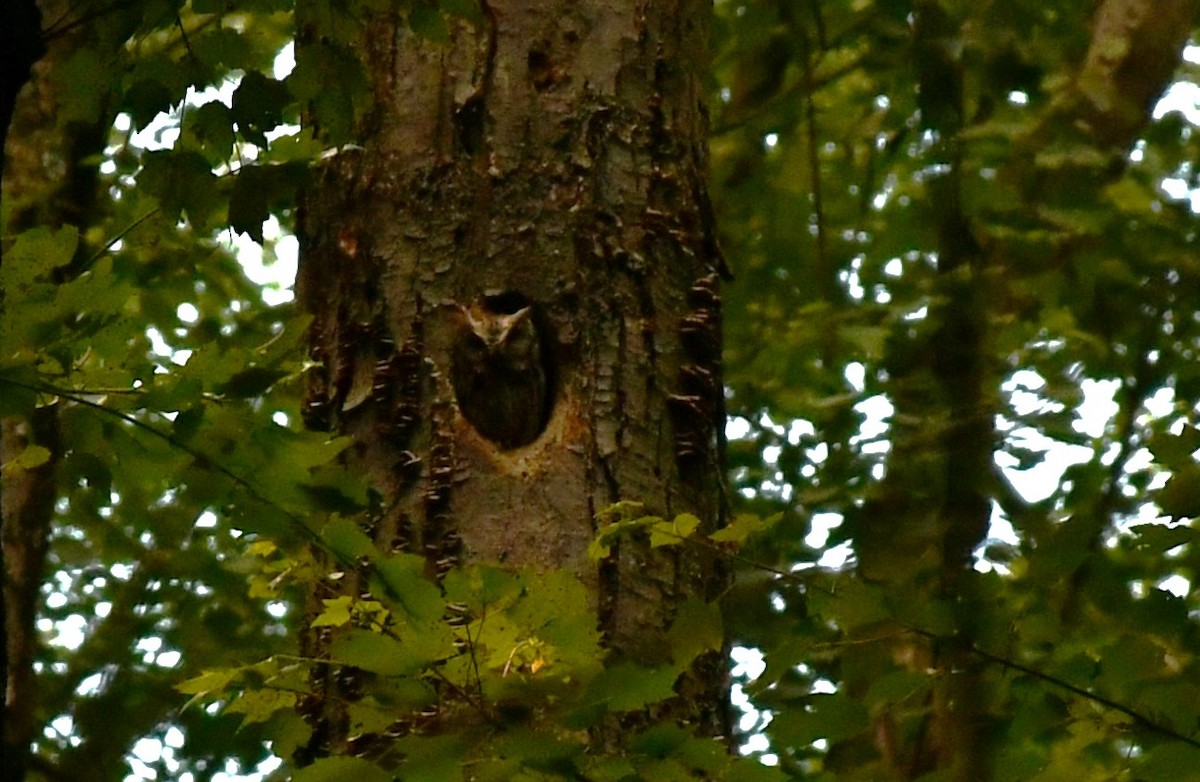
[463,304,532,350]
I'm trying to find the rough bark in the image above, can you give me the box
[0,0,44,167]
[296,0,728,758]
[1073,0,1199,150]
[2,2,112,777]
[0,3,45,775]
[1,410,59,782]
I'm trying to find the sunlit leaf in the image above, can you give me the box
[312,596,354,628]
[226,689,296,725]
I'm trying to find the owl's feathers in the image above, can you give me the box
[451,304,548,448]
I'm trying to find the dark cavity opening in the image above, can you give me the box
[481,289,532,315]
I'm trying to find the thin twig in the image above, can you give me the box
[87,208,160,266]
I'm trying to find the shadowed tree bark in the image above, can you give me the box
[2,2,121,777]
[0,2,45,776]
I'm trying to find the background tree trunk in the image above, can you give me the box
[842,1,1197,778]
[0,2,45,774]
[2,1,111,777]
[295,0,729,757]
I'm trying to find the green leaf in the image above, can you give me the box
[373,676,438,711]
[439,0,483,22]
[1155,463,1200,519]
[231,71,293,147]
[393,735,466,782]
[216,367,290,401]
[769,694,869,745]
[864,670,932,710]
[666,598,722,668]
[579,757,638,782]
[723,758,791,781]
[139,150,223,228]
[487,727,585,771]
[0,226,78,290]
[331,629,425,676]
[288,40,366,143]
[631,758,694,781]
[7,444,52,471]
[630,722,689,757]
[649,513,701,547]
[586,663,678,712]
[293,756,391,782]
[347,700,401,735]
[1125,523,1195,553]
[442,564,522,611]
[410,4,449,41]
[312,596,354,628]
[503,568,604,676]
[1105,178,1156,215]
[265,127,327,163]
[322,516,376,561]
[710,512,782,545]
[1134,744,1200,782]
[176,668,239,697]
[123,78,175,132]
[54,257,134,320]
[1147,426,1200,469]
[184,101,237,166]
[57,48,108,123]
[375,553,445,623]
[263,711,313,761]
[839,324,889,360]
[807,577,889,630]
[0,369,40,417]
[229,163,307,242]
[226,688,295,725]
[588,527,618,561]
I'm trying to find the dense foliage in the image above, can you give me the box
[713,1,1200,778]
[2,0,1199,780]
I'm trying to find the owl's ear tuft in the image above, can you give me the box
[499,306,532,332]
[461,304,485,332]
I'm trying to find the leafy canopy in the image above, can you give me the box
[2,0,1200,780]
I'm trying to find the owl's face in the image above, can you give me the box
[464,305,532,352]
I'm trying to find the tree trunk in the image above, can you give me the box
[0,2,45,774]
[295,0,728,758]
[2,1,109,778]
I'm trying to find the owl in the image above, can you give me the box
[450,303,548,449]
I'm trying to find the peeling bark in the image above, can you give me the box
[296,0,728,758]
